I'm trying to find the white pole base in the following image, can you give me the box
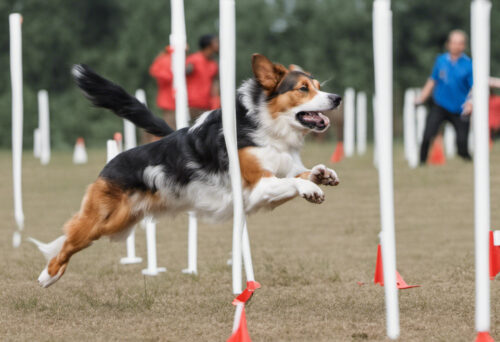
[142,267,166,276]
[181,268,197,275]
[12,231,21,248]
[120,257,142,264]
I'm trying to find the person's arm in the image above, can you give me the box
[490,77,500,88]
[149,55,173,82]
[415,78,435,105]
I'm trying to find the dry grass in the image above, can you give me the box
[0,142,499,341]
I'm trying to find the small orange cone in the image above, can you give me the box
[330,142,344,163]
[374,245,420,289]
[475,332,494,342]
[489,231,500,280]
[429,135,446,165]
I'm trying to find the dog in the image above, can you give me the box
[33,54,341,288]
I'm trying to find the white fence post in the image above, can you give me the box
[38,90,50,165]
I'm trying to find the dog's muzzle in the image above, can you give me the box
[329,94,342,109]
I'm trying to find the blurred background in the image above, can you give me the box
[1,0,499,149]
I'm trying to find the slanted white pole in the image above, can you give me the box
[343,88,356,157]
[38,90,50,165]
[106,139,119,163]
[170,0,199,275]
[220,0,244,295]
[373,0,399,339]
[119,92,143,265]
[356,91,367,155]
[443,123,457,158]
[10,13,24,248]
[471,0,492,336]
[142,217,167,276]
[403,89,418,168]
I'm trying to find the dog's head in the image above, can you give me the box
[252,54,341,133]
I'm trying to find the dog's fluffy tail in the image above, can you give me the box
[72,64,174,137]
[29,235,67,288]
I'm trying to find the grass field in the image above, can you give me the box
[1,142,500,341]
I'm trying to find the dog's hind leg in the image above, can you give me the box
[37,178,140,288]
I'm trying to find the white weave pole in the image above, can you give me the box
[142,217,166,276]
[356,91,367,155]
[443,123,457,158]
[118,91,143,265]
[373,0,399,339]
[38,90,50,165]
[471,0,492,337]
[220,0,245,295]
[403,89,418,168]
[416,105,427,147]
[10,13,24,248]
[33,128,41,158]
[373,94,378,168]
[170,0,199,275]
[343,88,356,157]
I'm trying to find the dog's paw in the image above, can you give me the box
[38,266,62,288]
[310,164,340,186]
[297,180,325,204]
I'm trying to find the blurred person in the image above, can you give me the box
[149,45,176,130]
[186,34,220,120]
[416,29,473,163]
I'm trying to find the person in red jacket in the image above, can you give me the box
[186,34,220,120]
[149,46,176,129]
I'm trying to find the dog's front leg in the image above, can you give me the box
[246,176,324,212]
[296,164,340,186]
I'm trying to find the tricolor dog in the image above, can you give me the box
[34,54,341,287]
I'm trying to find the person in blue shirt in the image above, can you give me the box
[416,30,473,163]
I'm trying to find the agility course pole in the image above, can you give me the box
[443,123,456,158]
[34,129,41,158]
[373,0,399,339]
[373,94,378,168]
[10,13,24,248]
[343,88,355,157]
[118,91,144,265]
[38,90,50,165]
[356,91,367,155]
[415,104,427,147]
[142,217,166,276]
[403,89,418,168]
[170,0,199,275]
[471,0,492,338]
[220,0,244,296]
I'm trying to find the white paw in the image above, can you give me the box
[38,266,61,288]
[310,164,340,186]
[297,180,325,204]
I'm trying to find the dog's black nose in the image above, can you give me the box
[329,94,342,108]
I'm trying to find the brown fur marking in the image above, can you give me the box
[296,171,311,180]
[239,147,273,188]
[267,77,319,118]
[47,178,140,277]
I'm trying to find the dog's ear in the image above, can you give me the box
[252,54,288,91]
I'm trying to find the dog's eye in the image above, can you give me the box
[299,86,308,92]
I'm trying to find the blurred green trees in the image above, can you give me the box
[0,0,499,148]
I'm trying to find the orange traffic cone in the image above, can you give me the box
[429,135,446,165]
[489,231,500,280]
[330,142,344,163]
[374,245,420,289]
[475,332,494,342]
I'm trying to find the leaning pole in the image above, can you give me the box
[471,0,492,340]
[10,13,24,248]
[373,0,399,339]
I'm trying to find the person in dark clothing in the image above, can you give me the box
[416,30,473,163]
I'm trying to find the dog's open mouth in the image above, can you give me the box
[296,111,330,131]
